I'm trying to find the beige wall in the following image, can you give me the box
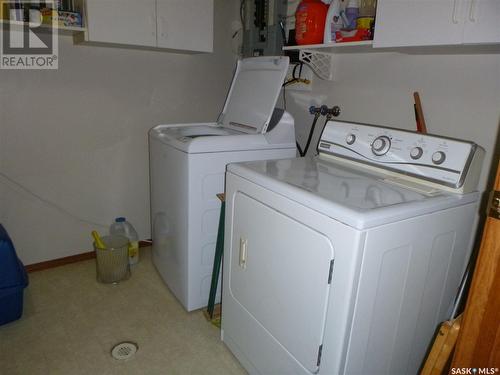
[2,2,499,266]
[0,0,239,264]
[285,50,500,195]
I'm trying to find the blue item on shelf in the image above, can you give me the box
[0,224,28,326]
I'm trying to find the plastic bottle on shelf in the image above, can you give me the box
[295,0,328,45]
[323,0,343,43]
[344,0,359,30]
[110,217,139,265]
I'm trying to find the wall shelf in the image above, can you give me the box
[283,40,373,52]
[0,19,86,34]
[284,41,374,80]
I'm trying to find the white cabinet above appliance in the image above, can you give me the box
[78,0,213,53]
[85,0,156,47]
[374,0,500,47]
[156,0,213,53]
[462,0,500,44]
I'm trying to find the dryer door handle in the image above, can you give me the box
[239,238,248,269]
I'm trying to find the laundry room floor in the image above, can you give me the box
[0,247,245,375]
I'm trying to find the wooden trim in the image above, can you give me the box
[25,239,153,273]
[139,240,152,247]
[25,251,95,273]
[451,161,500,367]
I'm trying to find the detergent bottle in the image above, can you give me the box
[323,0,343,43]
[110,217,139,265]
[295,0,328,45]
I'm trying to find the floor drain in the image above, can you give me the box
[111,341,138,360]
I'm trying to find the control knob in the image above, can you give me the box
[346,134,356,145]
[371,135,391,156]
[432,151,446,165]
[410,147,423,160]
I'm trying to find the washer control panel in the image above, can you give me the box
[317,120,482,189]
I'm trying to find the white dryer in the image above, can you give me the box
[149,56,296,311]
[222,120,484,374]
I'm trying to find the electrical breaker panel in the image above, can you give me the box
[242,0,288,57]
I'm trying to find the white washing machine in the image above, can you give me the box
[222,120,484,374]
[149,56,296,311]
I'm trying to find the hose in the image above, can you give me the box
[297,113,320,157]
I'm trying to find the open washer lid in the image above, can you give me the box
[218,56,289,134]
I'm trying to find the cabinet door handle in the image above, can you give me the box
[452,0,460,24]
[469,0,477,22]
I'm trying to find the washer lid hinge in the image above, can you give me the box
[316,344,323,367]
[328,259,334,284]
[488,190,500,220]
[216,113,225,126]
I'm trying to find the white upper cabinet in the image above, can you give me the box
[373,0,500,48]
[82,0,214,53]
[86,0,157,47]
[156,0,213,52]
[374,0,464,47]
[462,0,500,44]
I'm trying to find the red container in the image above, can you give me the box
[295,0,328,45]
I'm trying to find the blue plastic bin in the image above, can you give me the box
[0,224,28,326]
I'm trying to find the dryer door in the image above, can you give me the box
[228,192,334,373]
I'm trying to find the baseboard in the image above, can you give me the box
[139,240,152,247]
[25,251,96,273]
[25,239,152,273]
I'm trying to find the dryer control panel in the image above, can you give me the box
[317,120,484,192]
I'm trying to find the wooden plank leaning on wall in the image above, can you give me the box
[451,161,500,367]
